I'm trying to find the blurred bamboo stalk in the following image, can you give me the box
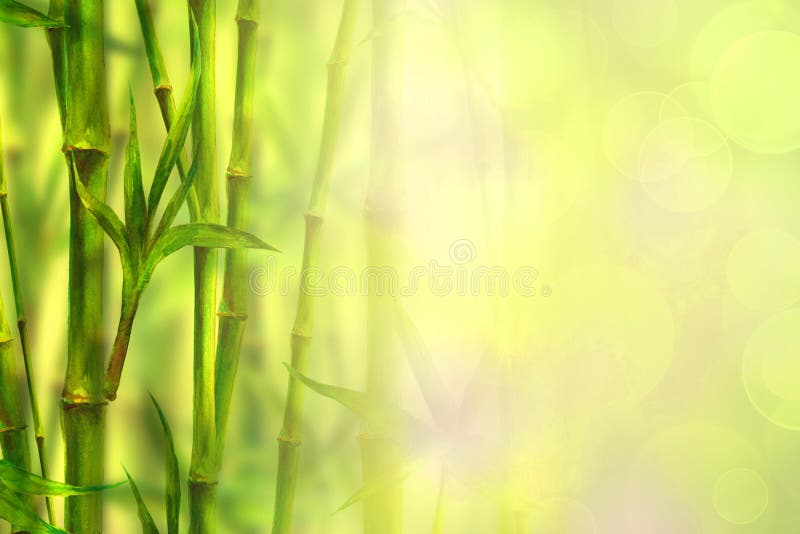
[187,1,220,531]
[59,1,112,532]
[133,0,200,222]
[215,0,260,466]
[0,118,55,524]
[271,2,359,532]
[0,298,33,534]
[360,1,406,533]
[0,230,33,534]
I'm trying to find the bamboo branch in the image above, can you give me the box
[214,0,260,468]
[271,2,359,532]
[0,118,55,524]
[133,0,200,222]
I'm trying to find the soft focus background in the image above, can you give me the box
[3,0,800,532]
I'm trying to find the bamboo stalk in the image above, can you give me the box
[133,0,200,222]
[187,1,219,532]
[214,0,260,466]
[0,119,55,524]
[60,1,111,532]
[0,277,33,534]
[271,2,359,532]
[360,1,405,532]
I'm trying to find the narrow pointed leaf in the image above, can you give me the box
[394,303,456,427]
[146,11,201,222]
[334,458,420,514]
[0,479,65,533]
[149,393,180,534]
[143,223,278,279]
[283,364,434,447]
[71,157,133,276]
[0,0,65,27]
[0,459,126,495]
[123,467,160,534]
[152,153,198,243]
[124,88,147,256]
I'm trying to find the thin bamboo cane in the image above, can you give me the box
[133,0,200,222]
[215,0,260,466]
[59,1,111,532]
[0,270,33,534]
[271,2,359,532]
[360,1,405,532]
[0,118,55,524]
[187,1,220,531]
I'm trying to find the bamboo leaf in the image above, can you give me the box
[0,0,65,28]
[0,479,65,533]
[0,459,125,496]
[123,466,160,534]
[144,223,278,278]
[283,364,434,447]
[71,156,133,277]
[146,10,201,223]
[394,303,456,428]
[124,88,147,256]
[334,458,420,514]
[149,393,180,534]
[152,153,198,243]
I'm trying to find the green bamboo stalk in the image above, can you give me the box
[360,1,405,532]
[133,0,200,222]
[0,283,33,534]
[187,1,219,532]
[0,119,55,524]
[271,2,359,532]
[46,0,66,130]
[214,0,260,465]
[60,1,111,532]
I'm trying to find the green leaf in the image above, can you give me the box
[149,393,180,534]
[146,10,200,224]
[0,459,125,496]
[151,153,198,244]
[71,156,134,279]
[283,364,434,447]
[143,223,278,279]
[123,466,160,534]
[0,479,65,533]
[334,458,420,514]
[0,0,65,28]
[124,88,147,257]
[394,303,456,428]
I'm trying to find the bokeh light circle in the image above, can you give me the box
[627,424,765,531]
[641,118,732,212]
[727,229,800,312]
[692,1,800,78]
[711,30,800,154]
[531,261,674,406]
[712,468,769,524]
[743,308,800,429]
[604,92,686,181]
